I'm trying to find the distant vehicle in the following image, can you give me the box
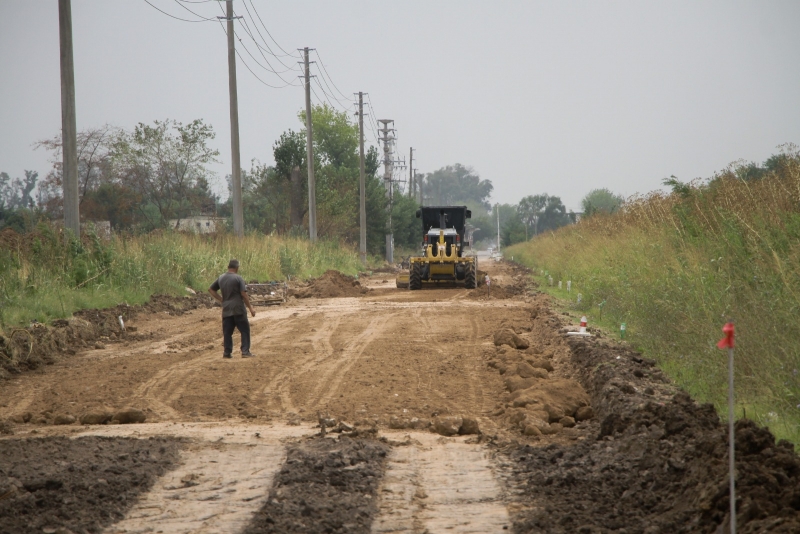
[396,206,478,290]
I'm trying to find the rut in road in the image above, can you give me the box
[373,431,510,533]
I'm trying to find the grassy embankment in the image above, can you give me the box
[0,228,363,331]
[508,152,800,444]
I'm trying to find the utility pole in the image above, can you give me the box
[357,92,367,266]
[378,120,395,263]
[58,0,79,237]
[219,0,244,238]
[496,203,501,253]
[408,147,414,199]
[302,47,317,242]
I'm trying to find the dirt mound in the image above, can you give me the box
[0,436,181,534]
[243,435,388,533]
[292,270,368,299]
[467,283,520,300]
[0,293,215,379]
[501,316,800,532]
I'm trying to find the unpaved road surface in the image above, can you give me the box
[2,259,800,533]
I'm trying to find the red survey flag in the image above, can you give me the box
[717,322,735,349]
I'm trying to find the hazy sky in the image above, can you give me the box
[2,1,799,211]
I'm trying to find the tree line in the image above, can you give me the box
[1,102,641,253]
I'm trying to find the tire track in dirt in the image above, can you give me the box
[308,312,397,410]
[128,315,298,419]
[373,432,510,533]
[256,311,349,414]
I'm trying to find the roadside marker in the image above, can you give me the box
[567,316,591,337]
[718,322,737,534]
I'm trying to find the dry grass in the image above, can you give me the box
[0,228,363,331]
[508,145,800,443]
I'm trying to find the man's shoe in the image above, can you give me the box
[241,352,255,358]
[223,353,233,359]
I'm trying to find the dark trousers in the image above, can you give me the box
[222,314,250,354]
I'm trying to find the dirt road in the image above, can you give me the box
[2,259,800,533]
[0,262,523,429]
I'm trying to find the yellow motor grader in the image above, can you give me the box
[396,206,478,290]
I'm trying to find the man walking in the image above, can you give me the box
[209,259,256,359]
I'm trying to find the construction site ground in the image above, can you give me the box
[2,259,800,533]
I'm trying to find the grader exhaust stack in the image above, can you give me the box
[396,206,478,290]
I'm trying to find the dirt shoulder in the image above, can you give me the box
[0,435,182,534]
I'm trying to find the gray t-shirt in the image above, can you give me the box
[210,272,248,317]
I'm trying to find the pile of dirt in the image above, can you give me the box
[0,293,215,379]
[500,309,800,532]
[467,283,521,300]
[0,435,182,534]
[486,324,593,438]
[291,270,368,299]
[243,435,389,533]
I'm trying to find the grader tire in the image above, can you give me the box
[465,262,477,289]
[409,262,422,290]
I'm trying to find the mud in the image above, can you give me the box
[0,435,182,534]
[500,313,800,533]
[291,270,369,299]
[0,293,215,379]
[243,435,389,533]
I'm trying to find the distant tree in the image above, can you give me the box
[390,189,420,250]
[538,195,572,232]
[112,119,219,228]
[0,170,38,210]
[581,188,624,217]
[421,164,493,210]
[36,125,118,212]
[272,130,307,229]
[517,194,548,239]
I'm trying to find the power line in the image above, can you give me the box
[313,50,352,101]
[246,0,299,59]
[142,0,212,22]
[241,0,300,70]
[215,18,299,89]
[213,2,301,87]
[313,77,352,114]
[237,17,301,76]
[238,5,301,73]
[171,0,217,20]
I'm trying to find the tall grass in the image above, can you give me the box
[0,227,363,330]
[508,147,800,443]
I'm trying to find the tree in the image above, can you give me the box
[421,164,493,210]
[0,171,38,210]
[517,194,548,239]
[112,119,219,228]
[36,125,118,211]
[272,130,307,229]
[581,188,624,217]
[538,195,572,232]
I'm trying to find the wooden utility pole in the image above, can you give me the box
[58,0,79,237]
[409,147,414,199]
[222,0,244,238]
[377,120,395,263]
[358,92,367,265]
[302,47,317,242]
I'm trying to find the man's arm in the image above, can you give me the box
[241,291,256,317]
[209,280,223,303]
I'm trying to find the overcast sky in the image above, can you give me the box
[2,1,799,211]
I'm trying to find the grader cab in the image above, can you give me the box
[396,206,478,290]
